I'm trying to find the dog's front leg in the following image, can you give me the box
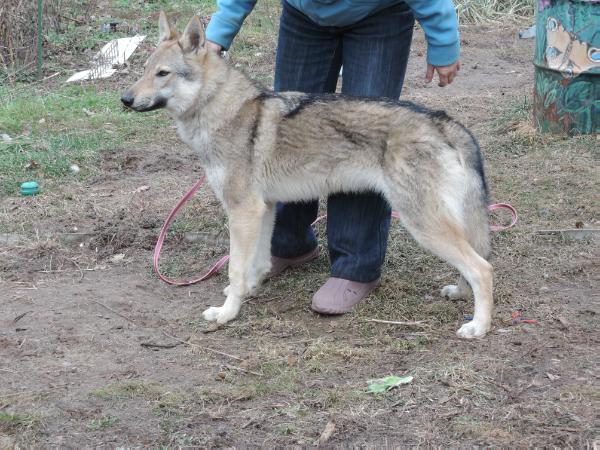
[246,202,275,292]
[203,199,265,324]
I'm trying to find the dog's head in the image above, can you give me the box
[121,12,213,115]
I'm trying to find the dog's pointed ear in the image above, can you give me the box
[158,10,173,42]
[180,16,205,53]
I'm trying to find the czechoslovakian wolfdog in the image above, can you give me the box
[122,13,494,338]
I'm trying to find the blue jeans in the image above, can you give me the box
[271,0,415,283]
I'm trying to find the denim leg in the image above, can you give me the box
[327,3,415,282]
[271,2,342,258]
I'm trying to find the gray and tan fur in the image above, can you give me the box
[122,13,494,338]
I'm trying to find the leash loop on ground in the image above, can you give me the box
[487,202,518,232]
[153,176,230,286]
[154,178,518,286]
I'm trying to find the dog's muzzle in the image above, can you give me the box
[121,92,135,108]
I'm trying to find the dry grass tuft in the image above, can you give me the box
[0,0,37,75]
[455,0,534,25]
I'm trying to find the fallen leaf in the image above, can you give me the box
[368,375,413,393]
[111,253,125,263]
[438,395,451,404]
[24,160,40,170]
[239,360,250,369]
[546,372,560,381]
[133,185,150,193]
[317,421,336,445]
[556,316,570,329]
[202,322,222,333]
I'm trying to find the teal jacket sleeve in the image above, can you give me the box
[405,0,460,66]
[205,0,258,50]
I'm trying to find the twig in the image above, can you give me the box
[243,296,282,305]
[241,418,257,429]
[58,14,85,24]
[41,72,61,82]
[141,341,185,349]
[366,318,428,327]
[13,311,31,323]
[70,259,85,281]
[39,267,100,274]
[92,300,136,325]
[161,330,243,361]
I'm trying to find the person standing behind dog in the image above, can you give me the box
[205,0,461,314]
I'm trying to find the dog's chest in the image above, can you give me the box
[204,166,226,203]
[176,120,226,203]
[176,120,211,160]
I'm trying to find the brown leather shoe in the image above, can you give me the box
[311,277,380,314]
[266,247,319,279]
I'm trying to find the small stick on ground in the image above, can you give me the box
[366,318,428,328]
[13,311,31,323]
[141,341,186,349]
[92,300,136,325]
[161,330,243,362]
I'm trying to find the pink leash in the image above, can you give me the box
[153,177,518,286]
[153,176,229,286]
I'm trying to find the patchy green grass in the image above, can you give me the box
[0,83,167,194]
[89,380,166,401]
[89,381,188,417]
[87,415,119,431]
[0,411,42,434]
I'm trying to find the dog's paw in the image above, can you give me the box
[441,284,467,300]
[222,285,230,296]
[456,320,490,339]
[202,306,239,324]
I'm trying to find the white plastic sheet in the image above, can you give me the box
[66,35,146,82]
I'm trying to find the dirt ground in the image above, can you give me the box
[1,25,599,447]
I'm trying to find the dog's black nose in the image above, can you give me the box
[121,92,134,107]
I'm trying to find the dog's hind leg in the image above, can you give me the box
[441,276,472,300]
[441,192,490,302]
[392,207,493,339]
[203,195,267,324]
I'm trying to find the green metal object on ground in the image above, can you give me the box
[533,0,600,134]
[20,181,40,196]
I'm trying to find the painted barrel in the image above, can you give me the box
[533,0,600,134]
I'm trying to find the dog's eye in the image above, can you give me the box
[156,70,170,77]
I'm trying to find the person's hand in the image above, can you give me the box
[206,40,223,54]
[425,61,460,87]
